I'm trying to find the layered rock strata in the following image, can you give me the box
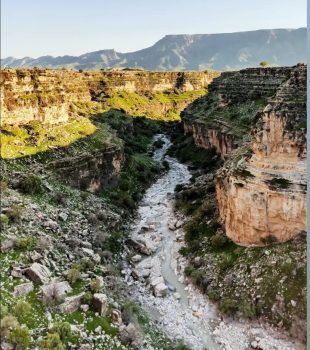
[182,64,307,245]
[0,68,219,125]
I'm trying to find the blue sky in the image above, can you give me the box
[1,0,307,58]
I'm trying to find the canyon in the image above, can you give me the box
[0,64,307,350]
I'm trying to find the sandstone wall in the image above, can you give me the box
[182,64,307,245]
[0,68,220,126]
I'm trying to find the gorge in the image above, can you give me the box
[0,64,306,350]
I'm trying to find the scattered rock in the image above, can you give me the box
[24,263,51,284]
[126,238,151,256]
[111,309,122,325]
[154,283,168,297]
[58,293,84,313]
[58,212,68,221]
[13,282,34,297]
[92,293,109,316]
[41,281,72,303]
[131,254,142,263]
[1,238,16,252]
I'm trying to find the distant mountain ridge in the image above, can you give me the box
[1,28,306,71]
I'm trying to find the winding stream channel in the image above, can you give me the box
[123,135,304,350]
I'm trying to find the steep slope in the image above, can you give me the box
[1,28,306,71]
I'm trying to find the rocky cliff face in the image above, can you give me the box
[182,64,307,245]
[0,68,219,126]
[182,66,293,159]
[49,143,124,193]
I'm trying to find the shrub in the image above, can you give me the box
[40,332,64,350]
[105,231,125,254]
[16,236,37,251]
[190,270,204,284]
[90,278,101,292]
[219,253,236,271]
[0,304,9,317]
[239,302,257,319]
[18,175,43,195]
[6,205,22,223]
[0,213,9,229]
[67,268,81,284]
[82,291,93,305]
[0,315,19,336]
[207,290,220,302]
[210,233,226,249]
[261,234,278,245]
[13,300,31,323]
[219,298,238,316]
[52,322,72,345]
[184,265,195,276]
[8,326,31,350]
[267,177,291,189]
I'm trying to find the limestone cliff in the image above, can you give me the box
[181,64,307,245]
[0,68,219,126]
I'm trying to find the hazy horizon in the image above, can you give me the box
[1,0,306,58]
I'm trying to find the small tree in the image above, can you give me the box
[259,60,269,67]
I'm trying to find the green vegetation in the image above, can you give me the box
[16,236,37,251]
[18,175,44,195]
[266,177,291,189]
[1,116,96,159]
[8,326,31,350]
[167,127,221,170]
[98,110,163,210]
[67,268,81,284]
[13,300,32,323]
[259,60,269,67]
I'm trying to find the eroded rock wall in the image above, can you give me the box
[49,144,124,193]
[0,68,220,126]
[182,64,307,245]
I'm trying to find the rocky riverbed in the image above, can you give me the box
[122,135,305,350]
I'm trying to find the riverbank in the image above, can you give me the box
[123,134,306,350]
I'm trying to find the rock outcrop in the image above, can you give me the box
[182,64,307,245]
[48,143,124,192]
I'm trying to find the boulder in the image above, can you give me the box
[154,283,168,297]
[58,212,68,222]
[150,276,164,288]
[126,238,151,256]
[57,293,84,313]
[13,282,34,297]
[1,238,16,253]
[120,323,140,346]
[131,254,142,263]
[24,263,51,284]
[111,309,122,325]
[41,281,72,303]
[92,293,109,316]
[30,251,43,262]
